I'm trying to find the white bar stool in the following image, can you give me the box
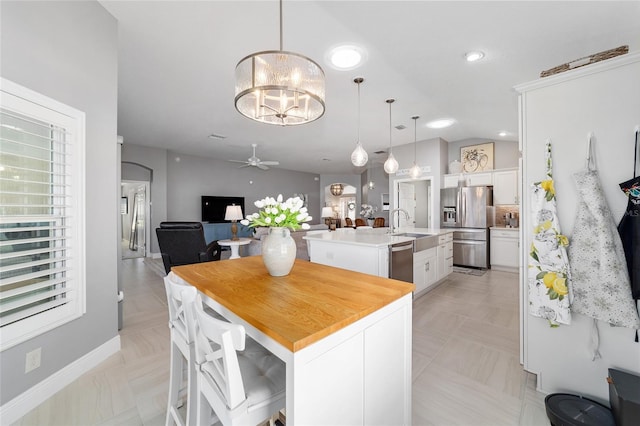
[164,273,198,426]
[184,292,286,426]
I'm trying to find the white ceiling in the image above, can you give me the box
[101,1,640,174]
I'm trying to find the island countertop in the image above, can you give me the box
[172,256,415,352]
[303,227,454,247]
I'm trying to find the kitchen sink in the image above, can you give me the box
[392,233,438,252]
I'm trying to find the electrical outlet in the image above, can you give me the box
[25,347,41,373]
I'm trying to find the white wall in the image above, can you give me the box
[517,53,640,403]
[0,1,119,405]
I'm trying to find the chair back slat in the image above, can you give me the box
[187,294,247,411]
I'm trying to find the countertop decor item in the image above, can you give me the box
[261,227,297,276]
[449,160,462,174]
[240,194,312,276]
[360,204,378,219]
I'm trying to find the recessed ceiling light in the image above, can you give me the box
[327,45,366,70]
[498,131,508,137]
[465,51,485,62]
[426,118,455,129]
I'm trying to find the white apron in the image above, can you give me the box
[528,140,573,326]
[569,135,640,358]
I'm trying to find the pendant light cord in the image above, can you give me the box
[279,0,283,51]
[388,101,393,152]
[357,81,361,143]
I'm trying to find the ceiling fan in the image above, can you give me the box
[228,143,280,170]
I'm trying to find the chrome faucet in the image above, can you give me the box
[389,208,410,234]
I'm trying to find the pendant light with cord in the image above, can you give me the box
[383,99,399,174]
[234,0,325,126]
[350,77,368,167]
[409,115,423,179]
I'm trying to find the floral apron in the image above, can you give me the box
[528,141,573,326]
[569,135,639,358]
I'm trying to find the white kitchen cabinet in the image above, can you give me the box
[490,228,519,272]
[413,247,437,295]
[436,233,454,281]
[443,174,461,188]
[493,169,519,205]
[443,171,493,188]
[466,172,493,186]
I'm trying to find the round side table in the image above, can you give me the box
[218,238,251,259]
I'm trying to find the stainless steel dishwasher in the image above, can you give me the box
[389,240,414,283]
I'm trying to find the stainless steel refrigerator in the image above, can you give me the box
[441,186,494,268]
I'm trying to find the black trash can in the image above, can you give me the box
[545,393,615,426]
[608,368,640,426]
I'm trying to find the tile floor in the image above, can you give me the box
[13,258,550,425]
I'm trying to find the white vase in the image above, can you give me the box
[449,160,462,174]
[261,227,297,276]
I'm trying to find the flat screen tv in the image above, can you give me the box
[201,196,245,223]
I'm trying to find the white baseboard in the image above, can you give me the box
[0,335,121,424]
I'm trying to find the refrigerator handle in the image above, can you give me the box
[460,189,466,227]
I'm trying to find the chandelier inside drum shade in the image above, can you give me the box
[330,183,344,196]
[234,0,326,126]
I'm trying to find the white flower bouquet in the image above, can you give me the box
[241,194,312,230]
[360,204,378,219]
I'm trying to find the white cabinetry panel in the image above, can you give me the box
[493,169,519,205]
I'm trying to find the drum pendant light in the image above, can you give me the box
[234,0,325,126]
[409,116,423,179]
[350,77,368,167]
[383,99,399,174]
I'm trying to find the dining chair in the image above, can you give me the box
[185,293,286,426]
[373,217,386,228]
[164,273,198,426]
[345,217,354,227]
[355,218,367,227]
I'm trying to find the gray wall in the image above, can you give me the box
[447,138,520,171]
[387,138,447,227]
[121,146,323,255]
[0,1,118,404]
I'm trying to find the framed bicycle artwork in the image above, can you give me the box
[461,142,494,172]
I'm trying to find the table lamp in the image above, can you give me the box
[225,204,244,240]
[321,207,334,228]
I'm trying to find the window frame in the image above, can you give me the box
[0,78,86,351]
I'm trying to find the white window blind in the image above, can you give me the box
[0,79,85,351]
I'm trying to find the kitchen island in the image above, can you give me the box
[172,256,415,425]
[304,228,454,295]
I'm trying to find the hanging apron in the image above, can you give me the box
[528,140,573,326]
[618,130,640,341]
[569,135,639,359]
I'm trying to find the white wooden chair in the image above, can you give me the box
[164,273,198,426]
[184,293,286,426]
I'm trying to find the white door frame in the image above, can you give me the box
[393,176,435,229]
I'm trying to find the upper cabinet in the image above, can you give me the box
[443,168,519,205]
[493,168,519,205]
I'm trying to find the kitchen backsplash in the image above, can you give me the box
[495,205,520,227]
